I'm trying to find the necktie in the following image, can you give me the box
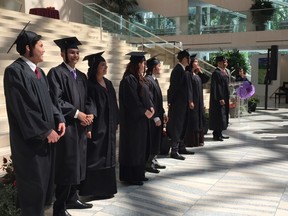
[71,69,77,80]
[155,78,159,86]
[35,68,40,80]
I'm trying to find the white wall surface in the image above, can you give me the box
[250,54,284,101]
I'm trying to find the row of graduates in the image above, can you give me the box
[120,49,211,185]
[3,28,209,216]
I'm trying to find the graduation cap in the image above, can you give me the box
[126,51,147,64]
[83,51,105,67]
[54,37,82,51]
[176,49,190,60]
[146,56,160,69]
[190,54,197,61]
[215,55,227,62]
[7,21,42,56]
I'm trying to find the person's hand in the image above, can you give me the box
[163,114,168,124]
[87,131,92,139]
[86,114,94,125]
[219,99,225,106]
[57,122,66,137]
[47,130,60,143]
[189,101,194,110]
[155,120,161,126]
[145,107,154,119]
[78,112,93,126]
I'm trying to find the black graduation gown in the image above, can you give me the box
[209,68,230,131]
[79,78,119,196]
[145,75,165,155]
[184,72,205,147]
[167,64,192,142]
[118,74,153,182]
[3,58,64,216]
[47,63,90,185]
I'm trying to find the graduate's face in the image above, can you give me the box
[139,61,145,74]
[153,63,161,75]
[28,40,45,64]
[97,61,107,77]
[63,48,79,67]
[192,59,198,68]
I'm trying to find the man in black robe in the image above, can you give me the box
[4,28,65,216]
[167,50,195,160]
[209,56,230,141]
[47,37,94,216]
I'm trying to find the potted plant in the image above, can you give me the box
[0,156,21,216]
[248,96,260,112]
[250,0,275,31]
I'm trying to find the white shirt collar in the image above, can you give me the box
[64,62,75,72]
[21,56,36,71]
[178,62,186,71]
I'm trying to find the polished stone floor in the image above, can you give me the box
[45,105,288,216]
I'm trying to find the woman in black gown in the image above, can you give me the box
[118,52,155,185]
[79,51,119,199]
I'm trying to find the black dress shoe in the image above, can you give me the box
[221,135,229,139]
[66,200,93,209]
[170,152,185,160]
[145,166,160,173]
[53,210,71,216]
[154,163,166,169]
[178,149,195,155]
[213,136,223,141]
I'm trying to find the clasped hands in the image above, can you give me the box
[78,111,94,126]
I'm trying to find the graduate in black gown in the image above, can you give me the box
[209,56,230,141]
[47,37,94,216]
[167,50,194,160]
[4,28,65,216]
[79,51,119,199]
[144,57,167,173]
[119,52,155,185]
[184,54,209,147]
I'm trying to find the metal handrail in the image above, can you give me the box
[73,0,215,75]
[74,0,181,55]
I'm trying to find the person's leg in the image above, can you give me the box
[66,185,93,209]
[145,154,160,173]
[170,141,185,160]
[53,184,71,216]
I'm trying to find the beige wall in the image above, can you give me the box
[138,0,189,17]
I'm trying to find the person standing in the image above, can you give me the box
[145,56,167,173]
[209,56,230,141]
[4,28,65,216]
[167,50,195,160]
[79,51,119,199]
[118,52,154,185]
[184,54,209,147]
[47,37,94,216]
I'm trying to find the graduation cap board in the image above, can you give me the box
[83,51,105,67]
[6,21,41,55]
[190,54,197,62]
[54,37,82,51]
[126,51,147,63]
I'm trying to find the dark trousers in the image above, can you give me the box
[53,184,75,215]
[213,130,222,138]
